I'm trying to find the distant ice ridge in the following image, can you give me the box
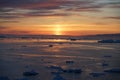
[98,39,120,43]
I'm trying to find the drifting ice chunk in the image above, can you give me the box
[104,55,112,58]
[89,72,105,77]
[15,78,29,80]
[49,45,53,47]
[0,76,10,80]
[48,65,82,74]
[102,63,109,66]
[47,65,62,70]
[51,71,63,75]
[23,70,39,76]
[104,68,120,73]
[53,75,65,80]
[62,68,82,74]
[98,39,120,43]
[66,61,74,64]
[69,38,77,41]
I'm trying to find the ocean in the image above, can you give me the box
[0,38,120,80]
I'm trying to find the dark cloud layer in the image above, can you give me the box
[0,26,8,29]
[0,20,19,23]
[105,16,120,20]
[0,0,120,20]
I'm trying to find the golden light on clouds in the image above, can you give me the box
[0,0,120,36]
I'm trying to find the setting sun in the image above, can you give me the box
[55,25,62,35]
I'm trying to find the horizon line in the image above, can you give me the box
[0,33,120,37]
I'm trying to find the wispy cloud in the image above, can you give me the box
[105,16,120,20]
[0,0,119,20]
[0,26,8,29]
[0,0,99,19]
[0,20,19,23]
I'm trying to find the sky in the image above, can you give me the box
[0,0,120,36]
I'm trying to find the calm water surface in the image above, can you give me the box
[0,38,120,80]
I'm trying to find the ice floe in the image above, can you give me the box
[89,72,105,77]
[0,76,10,80]
[53,74,66,80]
[65,60,74,64]
[15,78,29,80]
[23,70,39,76]
[104,68,120,73]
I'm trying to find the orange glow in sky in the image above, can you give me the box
[0,0,120,36]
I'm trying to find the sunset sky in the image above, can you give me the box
[0,0,120,36]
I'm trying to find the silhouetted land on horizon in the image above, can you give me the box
[0,33,120,40]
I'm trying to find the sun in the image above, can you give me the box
[55,25,62,35]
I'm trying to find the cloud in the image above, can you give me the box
[23,12,70,17]
[0,26,8,29]
[0,26,11,32]
[0,20,19,23]
[95,0,120,9]
[0,0,119,20]
[10,30,30,34]
[0,30,31,35]
[105,16,120,20]
[0,14,23,19]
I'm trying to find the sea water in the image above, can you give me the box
[0,38,120,80]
